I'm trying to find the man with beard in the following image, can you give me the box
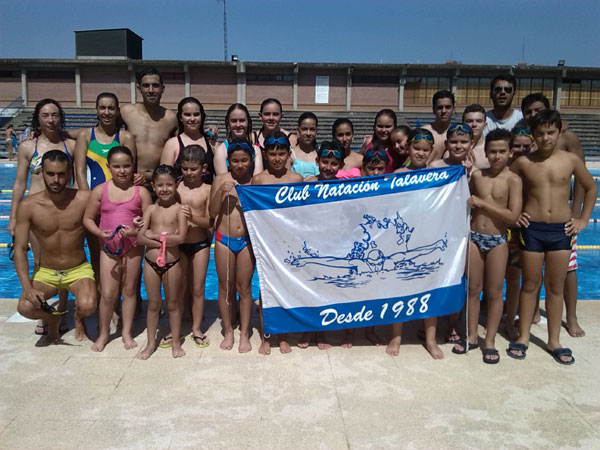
[14,150,96,343]
[483,74,523,137]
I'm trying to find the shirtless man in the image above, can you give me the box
[462,104,488,169]
[483,74,523,138]
[120,67,177,185]
[521,93,587,337]
[424,90,455,163]
[14,150,96,343]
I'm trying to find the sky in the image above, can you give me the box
[1,0,599,67]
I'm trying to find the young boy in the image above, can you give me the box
[252,132,303,355]
[429,123,474,175]
[462,105,488,169]
[508,110,596,364]
[452,129,522,363]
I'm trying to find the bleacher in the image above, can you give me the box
[3,107,600,159]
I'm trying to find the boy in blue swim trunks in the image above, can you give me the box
[452,129,522,363]
[508,110,596,365]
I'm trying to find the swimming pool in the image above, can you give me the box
[0,163,598,299]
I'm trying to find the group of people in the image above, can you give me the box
[9,68,595,365]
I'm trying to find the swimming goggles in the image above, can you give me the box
[264,136,289,146]
[318,148,342,160]
[40,300,68,315]
[448,123,473,134]
[411,133,434,143]
[512,128,533,139]
[364,148,389,161]
[103,225,126,256]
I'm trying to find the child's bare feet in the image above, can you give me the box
[171,342,186,358]
[238,334,252,353]
[297,332,310,348]
[122,335,138,350]
[91,334,109,352]
[316,332,330,350]
[136,341,156,360]
[220,331,234,350]
[258,339,271,355]
[340,329,354,348]
[566,319,585,337]
[74,314,88,341]
[365,327,384,346]
[386,336,401,356]
[278,336,292,353]
[425,340,444,359]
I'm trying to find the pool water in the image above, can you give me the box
[0,163,598,299]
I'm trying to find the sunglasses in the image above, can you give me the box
[411,133,434,144]
[318,148,342,160]
[264,136,289,147]
[493,86,514,94]
[103,224,126,256]
[448,123,473,134]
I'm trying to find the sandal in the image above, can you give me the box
[192,335,210,348]
[159,335,185,348]
[506,342,527,360]
[482,348,500,364]
[451,339,479,354]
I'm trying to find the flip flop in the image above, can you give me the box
[445,329,461,343]
[35,321,48,336]
[482,348,500,364]
[547,347,575,365]
[192,335,210,348]
[451,339,479,354]
[158,335,185,348]
[506,342,527,360]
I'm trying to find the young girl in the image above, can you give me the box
[83,146,151,352]
[253,132,303,354]
[394,128,435,172]
[360,108,397,173]
[290,112,319,178]
[388,128,444,359]
[177,145,213,348]
[331,118,362,170]
[254,98,293,148]
[213,103,263,176]
[210,138,256,353]
[389,125,411,170]
[136,165,187,359]
[160,97,214,182]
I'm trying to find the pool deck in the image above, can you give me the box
[1,298,599,449]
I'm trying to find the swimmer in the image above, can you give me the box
[83,146,151,352]
[136,165,187,359]
[253,98,294,148]
[462,104,488,169]
[360,109,396,173]
[394,128,434,172]
[429,123,474,178]
[423,90,455,163]
[389,125,411,170]
[331,118,362,170]
[289,112,320,178]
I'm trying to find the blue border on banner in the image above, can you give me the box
[237,165,464,211]
[262,277,466,334]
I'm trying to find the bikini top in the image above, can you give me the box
[174,134,215,183]
[290,148,319,178]
[30,138,71,175]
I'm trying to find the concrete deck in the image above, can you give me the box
[1,298,599,449]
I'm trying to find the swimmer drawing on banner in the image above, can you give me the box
[284,213,447,287]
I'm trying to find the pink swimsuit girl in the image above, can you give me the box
[98,182,142,256]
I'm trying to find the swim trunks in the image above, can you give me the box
[470,231,507,253]
[31,261,95,290]
[214,231,249,254]
[519,221,573,252]
[144,257,180,277]
[86,127,119,189]
[179,239,211,257]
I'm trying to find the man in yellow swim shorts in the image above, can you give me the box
[14,150,97,343]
